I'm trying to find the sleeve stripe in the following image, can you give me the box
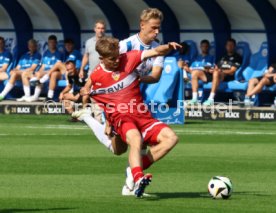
[126,41,132,52]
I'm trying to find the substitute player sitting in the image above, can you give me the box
[59,60,85,115]
[0,39,41,101]
[39,38,82,101]
[87,37,180,197]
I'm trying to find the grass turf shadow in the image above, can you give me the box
[144,192,210,200]
[144,191,271,201]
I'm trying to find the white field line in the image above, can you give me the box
[0,124,275,136]
[0,130,275,136]
[174,129,276,135]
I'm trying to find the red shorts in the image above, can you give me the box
[113,112,168,145]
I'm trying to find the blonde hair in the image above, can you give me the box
[140,8,163,22]
[96,37,119,57]
[94,19,106,28]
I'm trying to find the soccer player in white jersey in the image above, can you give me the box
[73,8,165,195]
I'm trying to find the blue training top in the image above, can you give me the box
[190,54,214,70]
[41,49,63,71]
[65,49,82,69]
[17,51,42,70]
[0,50,12,68]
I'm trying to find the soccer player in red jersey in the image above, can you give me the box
[87,37,180,197]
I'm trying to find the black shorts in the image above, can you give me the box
[203,72,213,82]
[223,75,235,82]
[73,91,82,103]
[256,76,275,86]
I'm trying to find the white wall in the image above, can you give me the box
[165,0,212,29]
[19,0,63,43]
[217,0,266,53]
[114,0,149,30]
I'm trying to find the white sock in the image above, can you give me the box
[0,82,14,97]
[40,74,49,83]
[30,77,37,82]
[83,115,114,153]
[23,85,31,97]
[33,86,42,99]
[192,92,198,100]
[208,92,215,100]
[183,70,188,79]
[47,89,54,99]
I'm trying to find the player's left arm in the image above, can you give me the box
[222,66,238,75]
[139,66,162,83]
[21,64,39,73]
[142,42,181,60]
[222,56,242,75]
[0,64,9,73]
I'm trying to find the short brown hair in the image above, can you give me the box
[94,19,106,28]
[0,36,5,43]
[28,39,37,46]
[96,37,119,57]
[140,8,163,22]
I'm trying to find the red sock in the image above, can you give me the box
[131,166,144,183]
[142,155,153,170]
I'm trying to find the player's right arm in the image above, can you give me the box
[0,53,11,73]
[59,83,72,101]
[79,53,88,78]
[139,66,162,83]
[142,42,181,60]
[80,77,91,96]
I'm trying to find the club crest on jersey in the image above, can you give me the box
[112,71,120,81]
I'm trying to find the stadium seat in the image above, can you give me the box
[183,40,198,62]
[209,41,216,62]
[142,57,179,104]
[203,41,252,93]
[228,41,267,92]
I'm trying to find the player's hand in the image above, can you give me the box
[178,60,185,69]
[104,124,113,138]
[168,42,182,50]
[79,69,84,79]
[274,75,276,83]
[59,93,64,101]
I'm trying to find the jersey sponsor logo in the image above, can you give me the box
[112,71,120,81]
[91,72,137,95]
[91,81,124,95]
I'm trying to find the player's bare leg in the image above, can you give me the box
[247,77,270,97]
[0,70,23,100]
[125,129,152,197]
[122,126,178,196]
[189,70,207,104]
[16,71,33,101]
[27,71,48,102]
[47,71,62,100]
[0,72,8,81]
[147,127,178,162]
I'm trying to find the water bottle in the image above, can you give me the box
[272,97,276,109]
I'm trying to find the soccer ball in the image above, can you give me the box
[208,176,233,199]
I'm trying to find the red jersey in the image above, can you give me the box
[90,50,150,123]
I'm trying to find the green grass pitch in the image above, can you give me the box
[0,115,275,213]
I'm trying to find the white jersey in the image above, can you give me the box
[119,34,164,76]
